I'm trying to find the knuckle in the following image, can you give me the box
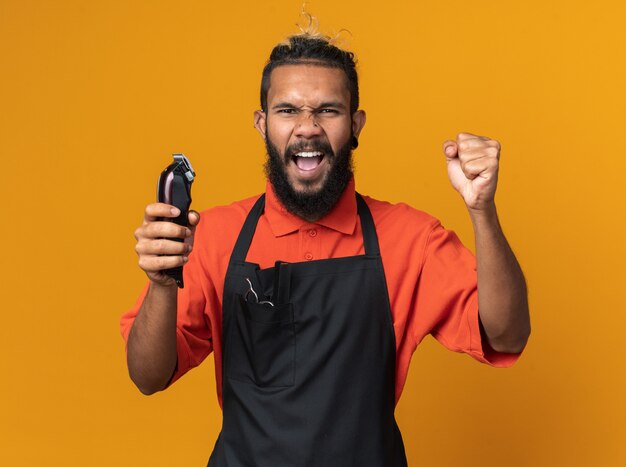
[138,257,148,270]
[155,257,167,270]
[149,222,163,237]
[152,222,168,238]
[143,223,156,237]
[155,239,166,253]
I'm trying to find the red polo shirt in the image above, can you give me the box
[121,179,520,406]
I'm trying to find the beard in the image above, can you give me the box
[264,135,354,222]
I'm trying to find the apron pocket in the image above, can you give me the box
[227,296,295,387]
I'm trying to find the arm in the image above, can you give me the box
[127,282,178,395]
[469,203,529,352]
[442,133,530,353]
[127,204,200,395]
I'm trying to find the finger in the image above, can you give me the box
[183,234,195,252]
[456,132,486,142]
[461,156,498,179]
[144,203,181,222]
[457,146,500,163]
[138,255,188,273]
[136,238,191,256]
[188,210,201,227]
[144,221,191,239]
[443,140,458,159]
[460,159,483,180]
[458,138,500,152]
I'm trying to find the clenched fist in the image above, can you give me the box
[442,132,501,212]
[134,203,201,286]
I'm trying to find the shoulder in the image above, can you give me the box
[192,194,262,258]
[361,194,441,237]
[198,194,260,226]
[362,195,473,262]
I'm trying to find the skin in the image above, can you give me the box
[253,64,366,196]
[126,64,529,395]
[442,134,530,352]
[127,206,200,394]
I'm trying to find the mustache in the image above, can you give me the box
[285,139,334,159]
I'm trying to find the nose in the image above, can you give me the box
[293,111,323,138]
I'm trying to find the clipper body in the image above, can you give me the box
[157,154,195,288]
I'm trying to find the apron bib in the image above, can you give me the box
[208,194,407,466]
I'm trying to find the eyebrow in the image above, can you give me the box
[318,101,347,109]
[271,101,347,110]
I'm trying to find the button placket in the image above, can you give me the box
[301,224,321,261]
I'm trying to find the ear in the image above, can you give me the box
[351,110,366,139]
[253,110,267,140]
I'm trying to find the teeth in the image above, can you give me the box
[295,151,323,158]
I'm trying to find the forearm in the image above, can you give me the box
[127,282,179,395]
[469,202,530,353]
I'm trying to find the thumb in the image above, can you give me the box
[443,140,457,160]
[188,210,201,227]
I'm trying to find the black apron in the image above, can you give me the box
[208,193,407,467]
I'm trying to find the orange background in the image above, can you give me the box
[1,1,624,466]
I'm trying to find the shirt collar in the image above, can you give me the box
[265,178,357,237]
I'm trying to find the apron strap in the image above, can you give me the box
[230,194,266,264]
[228,192,381,264]
[356,193,380,257]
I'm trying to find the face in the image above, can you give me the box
[254,64,366,220]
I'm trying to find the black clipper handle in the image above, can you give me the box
[157,154,195,288]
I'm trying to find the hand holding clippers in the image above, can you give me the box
[157,154,196,288]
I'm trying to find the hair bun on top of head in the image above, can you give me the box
[260,9,360,114]
[273,9,355,60]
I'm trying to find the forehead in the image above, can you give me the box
[266,64,350,106]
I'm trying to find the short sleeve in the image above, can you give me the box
[420,223,521,367]
[119,247,214,387]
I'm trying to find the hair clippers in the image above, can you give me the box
[157,153,196,288]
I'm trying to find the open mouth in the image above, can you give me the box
[292,151,325,172]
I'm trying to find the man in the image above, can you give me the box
[121,32,530,466]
